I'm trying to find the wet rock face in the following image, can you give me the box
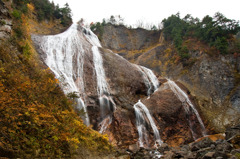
[32,24,209,149]
[97,23,240,132]
[141,83,201,146]
[136,46,240,131]
[32,28,149,148]
[107,108,139,148]
[101,54,206,148]
[101,48,147,107]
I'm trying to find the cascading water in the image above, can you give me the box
[87,29,115,133]
[83,28,101,47]
[91,46,109,98]
[133,65,162,147]
[167,79,207,138]
[140,66,159,91]
[135,65,159,96]
[134,100,163,148]
[38,23,90,125]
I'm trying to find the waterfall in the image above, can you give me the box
[92,46,109,97]
[134,100,163,148]
[135,65,159,96]
[140,66,159,91]
[167,79,207,138]
[83,27,101,47]
[38,23,90,126]
[89,31,115,133]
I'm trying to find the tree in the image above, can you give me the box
[109,15,116,24]
[214,37,228,54]
[162,12,240,56]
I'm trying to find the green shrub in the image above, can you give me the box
[0,20,6,26]
[13,27,23,38]
[12,9,21,19]
[214,37,228,54]
[178,45,190,60]
[22,43,31,58]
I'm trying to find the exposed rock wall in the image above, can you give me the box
[97,24,240,132]
[136,46,240,132]
[0,0,12,39]
[32,25,205,149]
[99,24,161,52]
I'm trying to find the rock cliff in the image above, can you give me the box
[99,24,161,52]
[32,24,207,150]
[0,0,12,39]
[97,24,240,133]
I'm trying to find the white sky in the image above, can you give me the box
[52,0,240,27]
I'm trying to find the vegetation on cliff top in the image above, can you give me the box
[162,12,240,56]
[91,13,240,61]
[0,0,113,158]
[13,0,72,26]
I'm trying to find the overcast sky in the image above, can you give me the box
[52,0,240,27]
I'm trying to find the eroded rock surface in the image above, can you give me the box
[97,24,240,132]
[32,24,210,149]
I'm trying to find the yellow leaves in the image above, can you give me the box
[0,43,114,157]
[27,3,35,13]
[67,137,80,144]
[73,119,82,127]
[54,78,59,84]
[165,48,172,54]
[61,110,70,115]
[52,136,59,141]
[102,134,109,141]
[47,78,55,84]
[60,132,70,140]
[0,67,5,73]
[38,113,53,118]
[67,137,80,149]
[28,107,36,112]
[25,111,30,116]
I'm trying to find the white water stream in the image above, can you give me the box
[88,29,115,133]
[134,100,163,148]
[38,23,115,132]
[135,65,159,96]
[167,79,207,138]
[140,66,159,91]
[38,23,90,125]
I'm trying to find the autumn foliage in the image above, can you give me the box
[0,1,113,158]
[0,39,113,157]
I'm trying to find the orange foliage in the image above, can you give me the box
[0,39,113,157]
[27,3,34,13]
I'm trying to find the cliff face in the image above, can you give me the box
[97,24,240,132]
[100,24,161,51]
[0,0,12,39]
[137,45,240,132]
[32,24,207,150]
[2,0,239,156]
[98,24,161,62]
